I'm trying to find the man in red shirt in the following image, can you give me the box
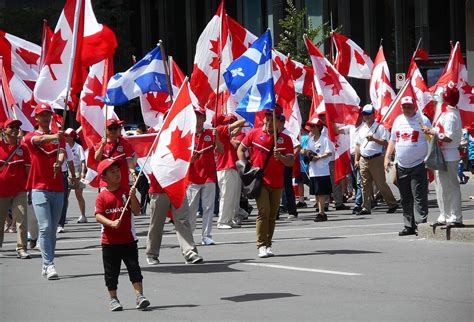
[0,118,31,259]
[24,103,66,280]
[237,108,294,258]
[94,119,136,188]
[186,108,222,245]
[214,114,246,229]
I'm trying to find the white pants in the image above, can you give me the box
[186,183,216,238]
[217,169,240,225]
[435,160,462,223]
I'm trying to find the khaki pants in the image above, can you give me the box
[146,193,196,258]
[359,155,397,211]
[0,192,28,251]
[435,160,462,223]
[217,169,240,225]
[255,185,282,248]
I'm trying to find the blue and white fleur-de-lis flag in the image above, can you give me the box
[223,30,275,126]
[100,45,169,106]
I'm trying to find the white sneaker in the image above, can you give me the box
[76,215,88,223]
[266,247,275,257]
[42,265,59,280]
[56,226,64,234]
[258,246,269,258]
[201,237,215,246]
[146,257,160,265]
[217,224,232,229]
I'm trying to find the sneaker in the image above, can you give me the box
[296,201,307,208]
[7,226,16,233]
[201,237,215,246]
[266,247,275,257]
[258,246,269,258]
[231,220,241,228]
[335,204,350,211]
[42,265,59,280]
[110,298,123,311]
[313,213,328,222]
[184,251,203,264]
[217,224,232,229]
[17,249,31,259]
[56,226,65,234]
[352,207,361,214]
[136,294,150,309]
[76,215,88,223]
[146,257,160,265]
[286,214,298,220]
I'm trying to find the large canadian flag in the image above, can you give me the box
[332,32,373,79]
[190,0,232,109]
[305,36,360,183]
[407,57,435,119]
[150,79,197,209]
[379,79,416,129]
[370,46,396,119]
[34,0,117,110]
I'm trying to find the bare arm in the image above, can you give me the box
[384,140,395,171]
[32,131,63,145]
[94,137,107,161]
[129,187,141,216]
[96,213,121,229]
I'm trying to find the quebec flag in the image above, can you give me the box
[224,30,275,125]
[101,45,169,106]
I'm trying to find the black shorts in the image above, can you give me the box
[310,176,333,196]
[102,241,143,291]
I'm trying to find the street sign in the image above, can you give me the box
[395,73,406,89]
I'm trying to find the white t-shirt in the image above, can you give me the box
[390,113,431,168]
[356,121,389,157]
[307,134,332,177]
[434,106,462,162]
[61,143,74,172]
[70,142,86,170]
[344,123,363,155]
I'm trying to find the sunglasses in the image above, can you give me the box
[7,125,20,129]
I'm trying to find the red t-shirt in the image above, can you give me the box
[241,127,294,189]
[148,173,165,193]
[95,187,137,245]
[94,137,135,188]
[0,140,30,197]
[189,129,217,184]
[24,131,66,192]
[215,125,239,171]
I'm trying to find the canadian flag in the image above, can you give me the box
[139,56,186,130]
[190,0,232,109]
[34,0,117,110]
[370,46,396,119]
[430,41,474,127]
[379,79,416,129]
[407,57,435,119]
[332,32,373,79]
[150,79,197,209]
[305,36,360,183]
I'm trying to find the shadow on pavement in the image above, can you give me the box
[141,259,253,274]
[221,292,299,302]
[272,249,382,258]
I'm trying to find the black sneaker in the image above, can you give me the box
[386,205,399,213]
[352,207,361,214]
[357,209,371,216]
[313,213,327,222]
[398,228,416,236]
[184,251,203,264]
[335,204,350,211]
[296,201,307,208]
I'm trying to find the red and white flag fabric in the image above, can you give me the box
[190,0,232,109]
[379,79,416,129]
[370,46,396,119]
[34,0,117,110]
[332,32,373,79]
[150,79,197,209]
[139,56,186,129]
[407,57,435,119]
[430,41,474,127]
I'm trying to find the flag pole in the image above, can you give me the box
[39,19,48,68]
[54,0,83,178]
[215,1,225,117]
[159,40,174,104]
[117,77,189,222]
[412,38,422,60]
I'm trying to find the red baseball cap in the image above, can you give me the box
[3,118,22,128]
[106,119,125,128]
[34,102,54,115]
[306,117,324,126]
[223,114,238,123]
[64,128,77,138]
[98,158,123,176]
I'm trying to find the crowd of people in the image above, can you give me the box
[1,83,472,311]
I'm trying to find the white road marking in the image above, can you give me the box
[243,263,361,276]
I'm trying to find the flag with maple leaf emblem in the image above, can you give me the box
[370,46,396,119]
[407,57,435,120]
[34,0,117,110]
[190,0,233,109]
[379,79,417,129]
[150,79,196,209]
[332,32,373,79]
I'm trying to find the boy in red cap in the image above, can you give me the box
[95,158,150,311]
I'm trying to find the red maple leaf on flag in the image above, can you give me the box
[82,75,104,106]
[146,92,171,114]
[15,47,40,65]
[414,75,427,90]
[321,65,343,95]
[209,38,221,70]
[354,50,365,65]
[166,127,192,161]
[44,30,67,81]
[461,82,474,104]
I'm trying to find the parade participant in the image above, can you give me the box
[303,118,333,221]
[186,108,222,245]
[0,118,31,259]
[355,104,398,215]
[214,113,246,229]
[237,108,294,258]
[64,128,87,223]
[385,97,431,236]
[57,142,76,233]
[94,119,136,188]
[135,123,150,215]
[424,84,464,227]
[95,159,150,311]
[24,103,66,279]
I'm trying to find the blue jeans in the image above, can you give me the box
[355,169,363,208]
[31,189,64,266]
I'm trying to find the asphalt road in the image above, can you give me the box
[1,181,473,321]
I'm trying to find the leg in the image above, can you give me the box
[284,166,297,216]
[255,185,271,248]
[440,161,462,223]
[74,188,86,217]
[317,195,326,214]
[28,204,39,242]
[434,169,447,223]
[217,170,236,226]
[102,244,121,293]
[121,242,143,290]
[396,166,416,229]
[31,190,55,266]
[369,156,397,207]
[186,184,201,232]
[0,196,13,248]
[146,193,169,257]
[58,173,69,228]
[354,168,363,209]
[171,195,198,256]
[359,157,373,211]
[11,192,28,252]
[200,183,216,239]
[267,187,283,246]
[410,164,428,226]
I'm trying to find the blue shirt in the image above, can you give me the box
[300,134,309,173]
[464,131,474,160]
